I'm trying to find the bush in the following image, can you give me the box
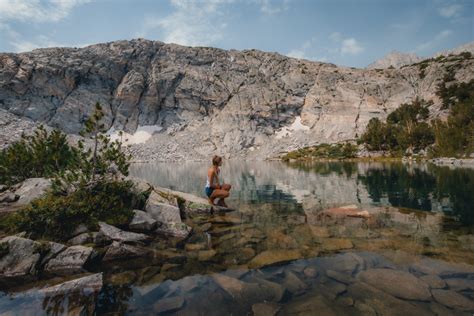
[361,99,434,154]
[281,143,357,161]
[9,179,145,241]
[0,101,141,241]
[0,126,79,185]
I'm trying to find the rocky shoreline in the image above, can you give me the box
[0,176,231,291]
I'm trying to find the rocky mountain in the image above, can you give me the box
[367,51,423,69]
[367,41,474,69]
[1,39,473,160]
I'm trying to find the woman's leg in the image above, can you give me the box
[221,183,232,192]
[210,189,229,206]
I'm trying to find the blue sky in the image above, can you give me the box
[0,0,472,67]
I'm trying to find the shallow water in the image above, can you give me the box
[2,161,473,315]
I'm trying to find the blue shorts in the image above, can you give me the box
[205,187,214,197]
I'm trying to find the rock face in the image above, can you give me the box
[367,51,423,69]
[1,39,473,160]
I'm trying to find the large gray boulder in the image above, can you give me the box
[13,178,52,205]
[97,222,150,244]
[0,236,42,285]
[44,245,94,276]
[357,268,431,301]
[146,191,191,238]
[129,210,157,232]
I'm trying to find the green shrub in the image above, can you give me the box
[10,179,144,241]
[281,143,357,161]
[0,126,79,185]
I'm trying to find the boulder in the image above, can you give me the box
[357,268,431,301]
[129,210,157,232]
[102,241,151,261]
[146,192,191,238]
[44,245,94,276]
[98,222,150,244]
[444,278,474,291]
[38,273,103,296]
[0,236,42,285]
[248,250,301,269]
[0,192,18,203]
[68,233,93,245]
[431,289,474,311]
[40,241,67,266]
[13,178,52,205]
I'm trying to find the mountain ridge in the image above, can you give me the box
[1,38,473,160]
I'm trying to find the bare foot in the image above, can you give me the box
[217,199,228,208]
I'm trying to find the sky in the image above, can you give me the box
[0,0,472,68]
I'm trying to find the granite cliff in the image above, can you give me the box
[1,39,473,160]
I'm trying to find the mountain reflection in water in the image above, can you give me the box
[130,160,474,226]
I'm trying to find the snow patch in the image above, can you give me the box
[275,116,310,139]
[107,125,162,145]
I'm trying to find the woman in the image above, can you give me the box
[205,155,231,207]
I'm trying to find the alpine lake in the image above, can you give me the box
[2,160,474,315]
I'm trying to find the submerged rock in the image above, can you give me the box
[0,236,42,285]
[129,209,157,232]
[357,268,431,301]
[44,245,94,276]
[153,296,185,314]
[98,222,150,244]
[248,250,301,269]
[431,289,474,311]
[38,273,103,296]
[102,241,151,261]
[419,274,446,289]
[252,302,281,316]
[321,238,354,251]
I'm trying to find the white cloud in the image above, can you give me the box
[258,0,289,15]
[329,32,364,55]
[286,37,327,62]
[0,0,90,52]
[341,38,364,55]
[416,29,452,52]
[140,0,233,47]
[438,4,463,18]
[0,0,90,23]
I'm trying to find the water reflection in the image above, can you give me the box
[130,160,474,226]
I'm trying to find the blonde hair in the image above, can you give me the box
[212,155,222,166]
